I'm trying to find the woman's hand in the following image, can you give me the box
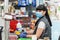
[20,32,27,38]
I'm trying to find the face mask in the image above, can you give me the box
[36,12,43,18]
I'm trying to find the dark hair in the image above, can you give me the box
[36,5,52,26]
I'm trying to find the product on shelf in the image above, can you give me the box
[10,16,25,32]
[8,6,15,13]
[32,0,36,7]
[14,1,20,9]
[31,20,36,23]
[15,10,20,15]
[33,15,36,19]
[10,20,18,33]
[30,19,36,29]
[23,17,31,22]
[18,0,29,7]
[30,23,35,30]
[17,21,22,29]
[15,30,21,35]
[20,7,26,15]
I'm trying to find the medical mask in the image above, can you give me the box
[36,12,43,18]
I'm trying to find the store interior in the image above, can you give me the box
[0,0,60,40]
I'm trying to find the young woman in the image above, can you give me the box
[20,5,52,40]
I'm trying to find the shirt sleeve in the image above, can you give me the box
[38,21,45,29]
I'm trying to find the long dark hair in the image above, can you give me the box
[36,5,52,26]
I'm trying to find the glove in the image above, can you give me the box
[22,32,27,34]
[20,32,27,38]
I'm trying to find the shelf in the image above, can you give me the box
[16,15,28,17]
[3,15,12,20]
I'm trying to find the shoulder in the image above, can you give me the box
[38,21,45,29]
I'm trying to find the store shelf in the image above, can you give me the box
[3,15,12,20]
[16,15,28,17]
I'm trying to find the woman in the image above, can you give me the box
[20,5,52,40]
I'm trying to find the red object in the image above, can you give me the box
[10,20,23,33]
[10,20,18,33]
